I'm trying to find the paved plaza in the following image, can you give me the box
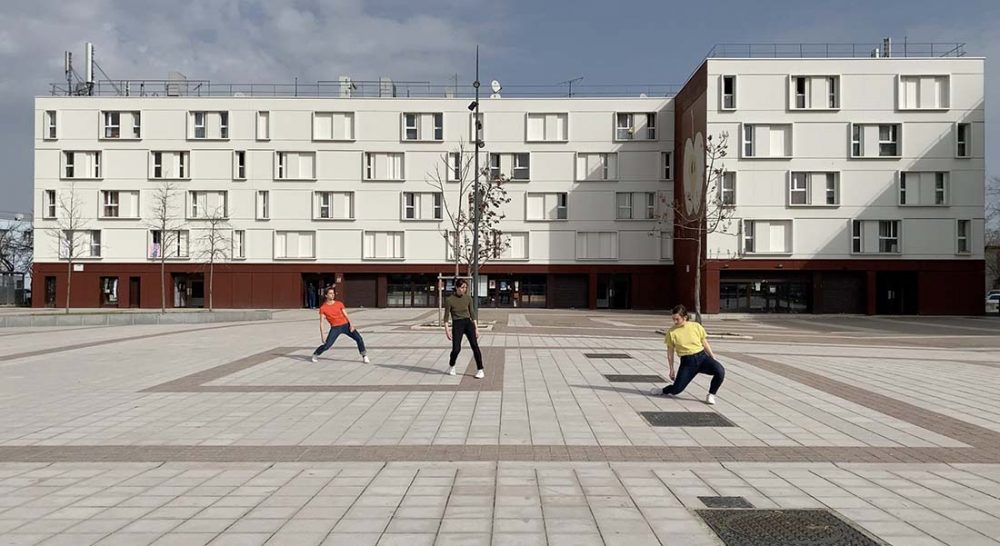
[2,308,1000,545]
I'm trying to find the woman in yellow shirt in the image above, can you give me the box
[651,304,726,405]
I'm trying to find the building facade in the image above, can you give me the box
[32,48,986,314]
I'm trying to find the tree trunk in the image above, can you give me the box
[160,258,166,313]
[65,259,72,314]
[208,259,214,311]
[694,215,704,322]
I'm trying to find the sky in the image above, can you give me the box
[0,0,996,214]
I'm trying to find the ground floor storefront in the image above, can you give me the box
[703,259,984,315]
[31,263,674,310]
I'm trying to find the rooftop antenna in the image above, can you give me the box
[85,42,95,95]
[558,76,583,97]
[63,51,73,96]
[489,79,502,99]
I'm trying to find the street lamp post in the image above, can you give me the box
[472,46,482,314]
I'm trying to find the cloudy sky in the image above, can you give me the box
[0,0,996,214]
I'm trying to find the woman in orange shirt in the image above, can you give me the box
[311,287,369,363]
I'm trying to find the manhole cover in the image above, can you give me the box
[700,496,754,509]
[585,353,633,359]
[697,509,883,545]
[640,412,735,427]
[605,374,665,382]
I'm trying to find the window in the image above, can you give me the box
[851,220,863,253]
[789,76,839,110]
[616,113,633,140]
[957,220,970,254]
[526,113,568,142]
[62,151,101,179]
[188,191,228,219]
[615,192,655,220]
[788,172,839,207]
[577,153,617,181]
[899,172,949,206]
[469,112,484,144]
[659,231,673,261]
[956,123,971,158]
[661,152,673,181]
[275,152,316,180]
[102,191,119,218]
[850,123,901,158]
[721,75,736,110]
[256,111,270,140]
[233,230,245,259]
[526,193,568,221]
[741,124,792,158]
[150,151,190,179]
[274,231,316,259]
[189,111,229,139]
[493,232,529,261]
[44,110,57,139]
[720,171,736,206]
[133,112,141,138]
[103,111,120,138]
[149,230,189,259]
[488,153,530,181]
[61,230,101,258]
[645,113,656,139]
[234,151,246,180]
[402,192,442,221]
[363,231,404,260]
[100,277,118,306]
[614,112,656,140]
[256,190,270,220]
[316,192,354,220]
[575,232,618,260]
[364,152,405,181]
[878,220,899,253]
[741,220,792,255]
[448,152,462,182]
[402,113,444,141]
[43,190,57,218]
[313,112,355,140]
[898,75,950,110]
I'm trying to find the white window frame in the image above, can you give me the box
[404,113,418,140]
[103,111,120,139]
[526,192,568,222]
[851,220,863,254]
[878,220,900,254]
[273,231,316,260]
[61,230,102,259]
[575,232,619,261]
[362,231,405,261]
[433,113,444,141]
[187,191,228,220]
[256,190,270,220]
[740,123,793,159]
[898,171,949,207]
[256,111,270,141]
[232,230,246,260]
[43,189,57,219]
[955,122,971,159]
[401,192,443,221]
[956,219,971,255]
[661,152,673,181]
[274,151,317,181]
[525,112,570,142]
[314,191,355,221]
[233,151,246,180]
[789,173,810,206]
[615,113,634,140]
[150,151,190,180]
[364,152,405,181]
[97,190,138,219]
[192,111,206,139]
[788,75,840,111]
[742,220,755,254]
[148,230,189,260]
[61,151,102,180]
[448,152,462,182]
[897,74,951,111]
[101,190,120,218]
[741,219,793,256]
[720,171,736,207]
[44,110,58,140]
[878,124,900,157]
[616,192,633,220]
[721,75,737,110]
[850,123,902,159]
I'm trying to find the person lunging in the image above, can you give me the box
[443,279,484,378]
[311,287,369,364]
[651,304,725,405]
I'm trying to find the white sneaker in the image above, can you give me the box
[362,355,370,364]
[706,394,717,405]
[310,355,318,363]
[475,369,485,379]
[650,387,662,396]
[448,366,456,376]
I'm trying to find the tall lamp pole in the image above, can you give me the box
[472,46,482,314]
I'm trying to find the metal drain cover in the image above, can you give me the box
[584,353,632,359]
[640,412,736,427]
[605,374,665,382]
[697,509,883,545]
[700,496,754,509]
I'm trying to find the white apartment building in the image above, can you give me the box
[33,42,986,314]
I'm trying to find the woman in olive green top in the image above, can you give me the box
[443,279,484,378]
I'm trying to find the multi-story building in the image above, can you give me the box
[32,42,986,314]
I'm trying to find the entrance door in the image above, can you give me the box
[189,276,205,308]
[45,276,56,307]
[596,274,631,309]
[174,276,188,308]
[486,278,516,307]
[302,273,337,308]
[876,272,918,314]
[129,277,141,308]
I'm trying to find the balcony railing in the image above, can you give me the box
[706,41,967,59]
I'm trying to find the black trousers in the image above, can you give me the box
[449,318,483,370]
[663,350,725,395]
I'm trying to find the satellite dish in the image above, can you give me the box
[639,93,648,98]
[490,80,502,93]
[233,92,246,97]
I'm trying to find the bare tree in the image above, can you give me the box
[985,176,1000,288]
[147,180,185,312]
[426,143,512,278]
[652,132,734,318]
[197,207,231,311]
[0,215,32,275]
[49,183,90,313]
